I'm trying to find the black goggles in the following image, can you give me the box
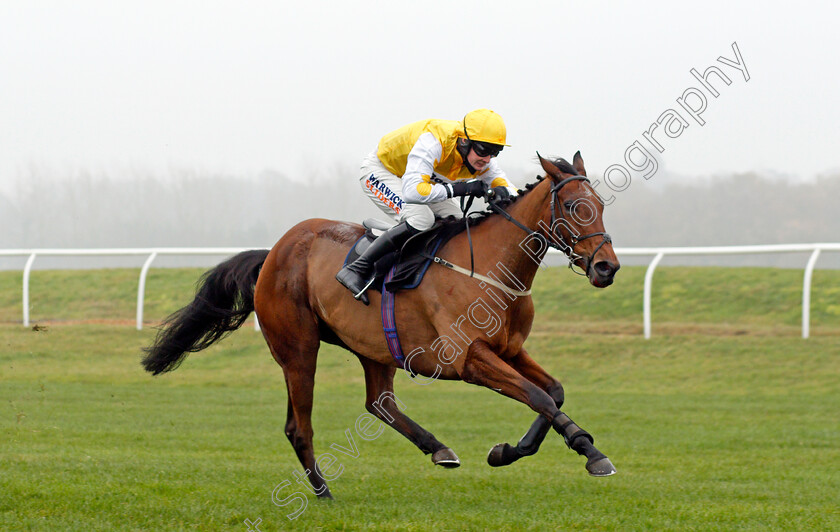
[471,141,503,158]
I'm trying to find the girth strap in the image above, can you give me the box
[380,265,405,368]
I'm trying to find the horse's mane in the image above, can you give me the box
[441,157,573,230]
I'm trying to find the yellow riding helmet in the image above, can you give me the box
[462,108,510,146]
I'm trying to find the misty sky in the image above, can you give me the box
[2,1,839,197]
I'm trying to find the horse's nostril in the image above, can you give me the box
[594,261,616,277]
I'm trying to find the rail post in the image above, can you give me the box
[802,248,822,339]
[136,251,158,330]
[22,253,37,327]
[643,251,665,339]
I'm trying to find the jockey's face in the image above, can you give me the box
[467,148,492,171]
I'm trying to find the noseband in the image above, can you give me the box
[489,175,612,277]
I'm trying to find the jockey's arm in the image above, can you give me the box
[400,133,451,204]
[400,133,517,204]
[478,160,517,197]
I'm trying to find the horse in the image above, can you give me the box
[142,152,620,499]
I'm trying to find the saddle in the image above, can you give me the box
[343,218,465,294]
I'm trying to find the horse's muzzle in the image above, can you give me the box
[589,260,620,287]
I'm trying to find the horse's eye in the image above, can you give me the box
[563,201,574,211]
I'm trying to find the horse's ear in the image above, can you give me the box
[537,151,561,179]
[573,151,586,176]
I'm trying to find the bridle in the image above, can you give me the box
[487,175,612,277]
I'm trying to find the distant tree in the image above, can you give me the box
[3,165,838,269]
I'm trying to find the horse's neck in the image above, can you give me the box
[474,180,552,290]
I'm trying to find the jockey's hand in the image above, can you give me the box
[488,186,511,203]
[448,180,489,198]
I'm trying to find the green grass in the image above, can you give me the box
[530,266,840,336]
[1,266,839,530]
[2,265,838,335]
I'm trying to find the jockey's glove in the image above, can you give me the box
[447,180,489,199]
[488,186,511,203]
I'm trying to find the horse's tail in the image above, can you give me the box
[142,249,270,376]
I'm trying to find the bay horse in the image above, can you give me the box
[142,152,620,499]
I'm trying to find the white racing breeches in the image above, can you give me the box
[359,150,462,231]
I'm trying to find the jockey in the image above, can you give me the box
[336,108,517,304]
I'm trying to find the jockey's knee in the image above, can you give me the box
[400,207,435,231]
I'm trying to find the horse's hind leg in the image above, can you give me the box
[263,325,334,499]
[358,358,460,467]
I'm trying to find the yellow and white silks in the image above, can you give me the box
[359,118,516,231]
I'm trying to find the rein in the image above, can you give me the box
[421,185,532,297]
[487,175,612,277]
[431,173,611,295]
[459,194,478,276]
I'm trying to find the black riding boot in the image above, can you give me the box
[335,222,418,305]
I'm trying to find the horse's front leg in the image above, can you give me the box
[487,348,563,467]
[485,348,562,466]
[461,341,615,476]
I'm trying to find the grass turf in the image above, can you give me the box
[1,266,839,530]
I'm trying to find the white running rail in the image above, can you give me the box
[1,243,838,337]
[0,248,258,331]
[597,243,840,338]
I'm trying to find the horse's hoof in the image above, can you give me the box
[586,456,617,477]
[432,448,460,468]
[487,443,508,467]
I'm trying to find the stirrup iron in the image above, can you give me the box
[354,276,376,300]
